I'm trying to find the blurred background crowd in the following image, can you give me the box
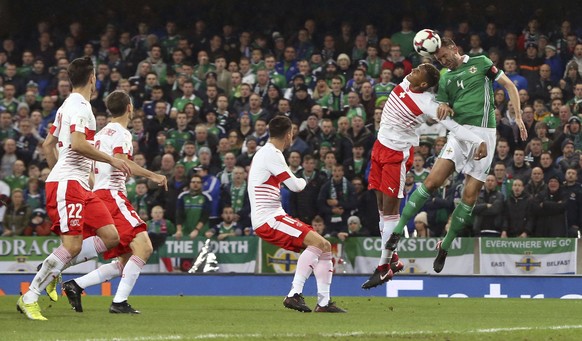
[0,0,581,244]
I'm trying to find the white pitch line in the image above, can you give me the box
[48,325,582,341]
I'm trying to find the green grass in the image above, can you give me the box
[2,295,582,340]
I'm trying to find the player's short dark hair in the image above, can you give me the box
[440,37,456,49]
[268,115,292,139]
[67,56,94,88]
[105,90,131,118]
[420,63,440,88]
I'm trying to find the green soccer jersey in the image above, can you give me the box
[346,105,366,124]
[413,169,430,184]
[125,177,137,203]
[436,55,501,128]
[269,71,287,89]
[166,129,194,150]
[173,95,203,112]
[4,175,29,191]
[373,82,397,98]
[176,191,210,235]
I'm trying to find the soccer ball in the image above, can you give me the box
[413,29,442,57]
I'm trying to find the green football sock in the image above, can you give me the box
[393,184,432,236]
[441,200,474,251]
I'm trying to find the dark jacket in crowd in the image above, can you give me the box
[531,188,569,237]
[289,169,328,224]
[502,192,533,237]
[473,188,504,236]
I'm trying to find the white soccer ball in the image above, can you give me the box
[413,29,442,57]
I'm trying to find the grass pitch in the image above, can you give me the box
[2,295,582,340]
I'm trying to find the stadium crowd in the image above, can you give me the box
[1,3,582,249]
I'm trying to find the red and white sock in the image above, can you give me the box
[113,255,146,303]
[314,251,333,307]
[24,245,72,304]
[75,261,124,289]
[69,236,108,266]
[287,246,320,297]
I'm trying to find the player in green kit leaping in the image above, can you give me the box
[385,37,528,273]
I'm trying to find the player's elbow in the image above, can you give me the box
[70,141,84,153]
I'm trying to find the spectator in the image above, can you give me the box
[4,159,29,191]
[540,151,562,183]
[495,56,527,92]
[289,154,327,224]
[525,137,543,168]
[531,176,568,237]
[317,164,357,235]
[473,174,504,237]
[2,189,31,236]
[337,215,369,241]
[212,206,242,240]
[23,178,44,211]
[562,168,582,237]
[557,139,579,173]
[0,138,18,178]
[502,178,532,238]
[220,166,250,229]
[492,162,513,199]
[22,208,51,236]
[567,83,582,117]
[507,148,532,184]
[534,121,552,152]
[336,114,373,164]
[133,179,156,222]
[413,211,433,238]
[236,136,258,170]
[147,205,176,272]
[351,176,378,236]
[15,118,42,166]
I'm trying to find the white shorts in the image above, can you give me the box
[440,126,496,182]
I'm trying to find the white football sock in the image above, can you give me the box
[287,246,320,297]
[113,255,146,303]
[24,245,72,304]
[314,252,333,306]
[379,215,399,266]
[69,236,108,266]
[75,261,124,289]
[378,210,384,235]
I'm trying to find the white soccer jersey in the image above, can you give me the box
[46,93,97,189]
[377,77,439,151]
[248,142,306,228]
[93,122,133,194]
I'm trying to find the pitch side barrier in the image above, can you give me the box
[2,274,582,298]
[0,237,580,276]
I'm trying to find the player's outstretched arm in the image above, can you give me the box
[42,134,58,169]
[498,73,527,141]
[114,154,168,190]
[71,132,132,176]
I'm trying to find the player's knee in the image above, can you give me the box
[100,226,120,249]
[65,243,83,257]
[318,239,331,253]
[140,242,153,260]
[423,177,440,191]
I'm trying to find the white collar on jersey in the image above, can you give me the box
[462,55,470,63]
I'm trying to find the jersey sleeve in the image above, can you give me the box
[482,56,504,81]
[419,94,484,146]
[49,112,62,137]
[70,109,91,135]
[266,148,307,192]
[112,131,133,158]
